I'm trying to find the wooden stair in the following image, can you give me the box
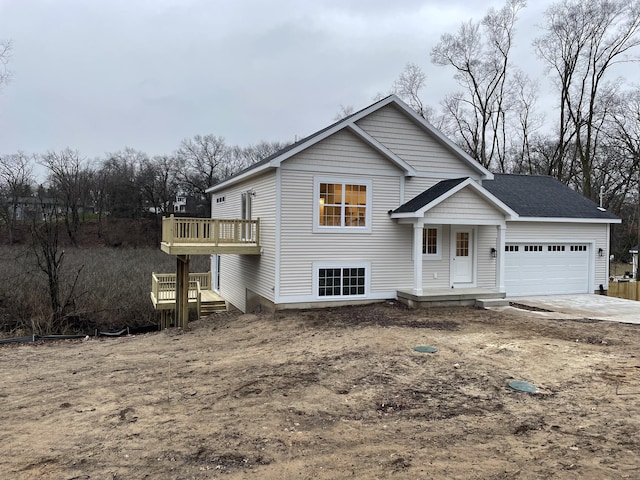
[199,299,227,317]
[199,290,226,317]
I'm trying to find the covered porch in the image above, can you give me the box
[390,177,519,300]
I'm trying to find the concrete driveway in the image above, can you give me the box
[506,294,640,325]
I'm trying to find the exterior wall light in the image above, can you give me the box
[491,247,497,258]
[598,247,604,257]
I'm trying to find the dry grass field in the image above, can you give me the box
[1,302,639,479]
[0,246,209,334]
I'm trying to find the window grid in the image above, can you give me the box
[456,232,469,257]
[423,228,438,255]
[570,245,587,252]
[318,267,366,297]
[319,182,367,228]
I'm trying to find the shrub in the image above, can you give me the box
[0,246,209,335]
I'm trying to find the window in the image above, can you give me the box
[505,245,519,252]
[422,226,442,259]
[314,178,371,232]
[570,245,587,252]
[524,245,542,252]
[318,266,366,297]
[216,196,225,204]
[548,245,566,252]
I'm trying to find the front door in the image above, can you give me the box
[452,228,473,285]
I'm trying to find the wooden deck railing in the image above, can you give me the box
[162,215,260,246]
[151,272,208,305]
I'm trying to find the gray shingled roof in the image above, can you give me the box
[483,174,619,220]
[393,178,468,213]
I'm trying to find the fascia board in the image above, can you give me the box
[206,164,271,193]
[509,216,622,224]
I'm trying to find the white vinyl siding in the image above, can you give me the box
[505,222,609,293]
[285,128,405,177]
[425,187,506,223]
[421,225,451,288]
[280,168,412,297]
[214,172,277,312]
[477,225,497,289]
[355,104,482,178]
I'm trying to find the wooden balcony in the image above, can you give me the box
[160,215,261,255]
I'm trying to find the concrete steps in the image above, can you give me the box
[475,298,511,308]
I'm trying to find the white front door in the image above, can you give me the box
[452,228,473,285]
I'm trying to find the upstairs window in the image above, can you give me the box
[315,178,371,232]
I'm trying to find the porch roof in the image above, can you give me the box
[390,177,518,220]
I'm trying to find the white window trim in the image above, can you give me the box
[313,261,370,299]
[422,225,442,260]
[313,176,372,233]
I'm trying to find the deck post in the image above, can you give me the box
[175,255,190,328]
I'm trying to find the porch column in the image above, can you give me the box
[413,223,423,296]
[496,224,505,292]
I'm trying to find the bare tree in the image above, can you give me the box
[0,152,34,243]
[431,0,527,169]
[175,134,229,195]
[138,154,180,216]
[0,39,11,90]
[98,148,146,219]
[29,197,84,334]
[507,72,543,173]
[391,63,435,121]
[534,0,640,199]
[333,105,355,122]
[39,149,93,246]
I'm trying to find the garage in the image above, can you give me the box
[505,243,591,296]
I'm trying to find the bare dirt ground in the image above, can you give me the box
[1,302,639,479]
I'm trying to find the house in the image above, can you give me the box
[160,95,620,316]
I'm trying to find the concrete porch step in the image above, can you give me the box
[475,298,511,308]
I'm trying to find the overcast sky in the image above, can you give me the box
[0,0,556,161]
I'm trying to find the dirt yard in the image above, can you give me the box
[1,302,639,479]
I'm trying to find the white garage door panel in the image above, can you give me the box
[505,244,590,296]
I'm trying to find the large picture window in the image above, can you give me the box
[318,267,366,297]
[314,178,371,232]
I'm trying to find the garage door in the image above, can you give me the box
[505,243,590,296]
